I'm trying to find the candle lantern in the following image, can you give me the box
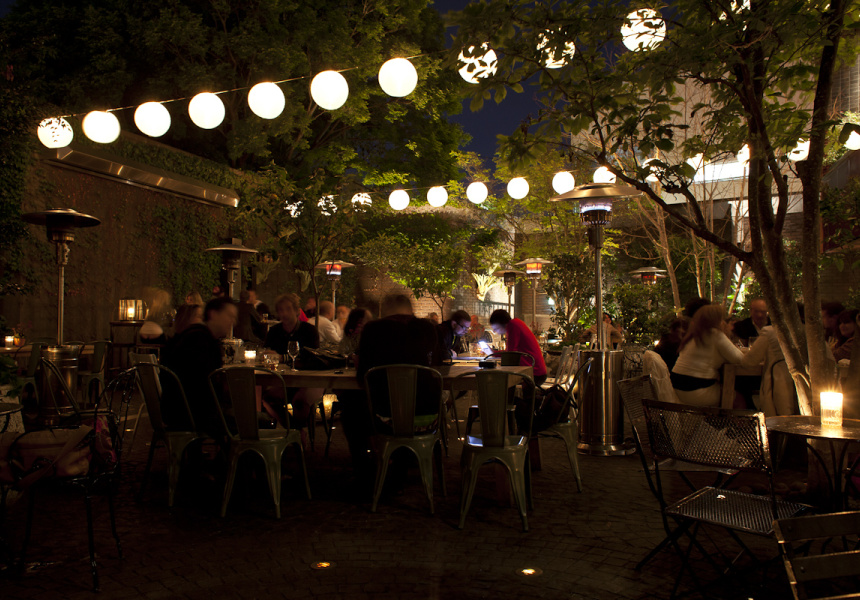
[515,258,553,328]
[820,392,843,428]
[244,349,257,364]
[493,269,525,317]
[314,260,354,309]
[629,266,668,285]
[4,336,13,348]
[119,298,145,321]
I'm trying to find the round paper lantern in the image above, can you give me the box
[310,71,349,111]
[188,92,225,129]
[389,189,410,211]
[789,139,809,162]
[845,131,860,150]
[318,195,337,216]
[37,117,74,149]
[378,58,418,98]
[134,102,171,137]
[426,186,448,207]
[351,192,372,207]
[458,44,498,84]
[593,166,616,184]
[736,144,750,165]
[507,177,529,200]
[248,82,285,119]
[621,8,666,52]
[82,111,121,144]
[552,171,575,194]
[643,158,662,183]
[466,182,488,204]
[537,33,575,69]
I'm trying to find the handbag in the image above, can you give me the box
[0,426,93,488]
[297,347,348,370]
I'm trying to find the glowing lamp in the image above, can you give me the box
[389,189,410,210]
[310,71,349,111]
[188,92,225,129]
[37,117,74,148]
[458,44,498,84]
[427,186,448,207]
[82,111,121,144]
[378,58,418,97]
[507,177,529,199]
[552,171,575,194]
[351,192,372,207]
[5,335,14,348]
[789,139,809,162]
[621,8,666,52]
[846,131,860,151]
[119,298,145,321]
[593,166,616,184]
[133,102,171,138]
[537,33,575,69]
[325,264,342,277]
[244,350,257,364]
[318,195,337,216]
[466,182,488,204]
[820,392,843,428]
[515,258,552,281]
[248,82,286,119]
[630,266,667,285]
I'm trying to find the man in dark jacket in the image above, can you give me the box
[433,309,471,363]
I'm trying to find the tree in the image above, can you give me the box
[449,0,860,413]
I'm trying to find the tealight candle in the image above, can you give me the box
[4,336,13,348]
[322,393,337,419]
[127,306,136,320]
[820,392,843,428]
[244,350,257,364]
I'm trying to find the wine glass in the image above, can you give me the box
[287,341,300,371]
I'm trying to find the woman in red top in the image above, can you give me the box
[488,309,548,385]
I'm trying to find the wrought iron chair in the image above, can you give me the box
[16,367,136,592]
[14,342,45,419]
[135,362,210,507]
[641,398,809,598]
[457,369,536,532]
[77,340,112,405]
[209,366,310,519]
[364,364,446,514]
[774,511,860,600]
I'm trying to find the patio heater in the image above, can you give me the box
[205,239,257,358]
[314,260,354,309]
[629,266,667,285]
[514,258,553,328]
[22,208,100,423]
[492,268,525,316]
[551,182,640,456]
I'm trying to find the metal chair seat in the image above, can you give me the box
[464,433,527,448]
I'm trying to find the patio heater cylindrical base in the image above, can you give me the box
[577,441,635,456]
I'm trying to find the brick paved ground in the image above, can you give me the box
[1,392,821,600]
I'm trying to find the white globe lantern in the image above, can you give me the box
[37,117,74,149]
[318,195,337,216]
[643,158,662,183]
[134,102,171,137]
[552,171,575,194]
[82,111,121,144]
[537,33,575,69]
[621,8,666,52]
[248,82,286,119]
[378,58,418,98]
[789,139,809,162]
[466,182,488,204]
[351,192,372,207]
[188,92,225,129]
[389,189,410,211]
[845,131,860,151]
[507,177,529,199]
[427,186,448,207]
[593,166,616,183]
[736,144,750,165]
[310,71,349,111]
[458,44,498,84]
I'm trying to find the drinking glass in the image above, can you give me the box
[287,341,300,371]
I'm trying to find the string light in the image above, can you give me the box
[248,82,286,119]
[82,111,120,143]
[134,102,171,137]
[188,93,225,129]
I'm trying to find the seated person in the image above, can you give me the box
[579,312,624,348]
[172,304,203,335]
[263,293,322,427]
[822,301,845,346]
[234,290,266,344]
[339,308,372,358]
[488,309,548,386]
[654,317,687,372]
[434,310,471,362]
[248,288,270,318]
[671,304,744,407]
[734,298,770,346]
[139,288,174,345]
[335,305,350,337]
[832,308,859,362]
[314,300,343,346]
[161,297,237,437]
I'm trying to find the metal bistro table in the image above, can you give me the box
[766,415,860,511]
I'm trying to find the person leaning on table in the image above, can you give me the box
[670,303,744,408]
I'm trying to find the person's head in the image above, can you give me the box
[489,309,513,335]
[304,297,317,312]
[275,293,302,329]
[448,310,471,336]
[837,309,859,340]
[822,302,845,331]
[668,317,688,337]
[239,290,251,304]
[749,299,768,328]
[174,304,203,334]
[319,300,335,320]
[603,312,614,324]
[683,297,710,319]
[427,312,440,324]
[247,289,259,304]
[680,303,725,350]
[344,308,372,337]
[204,297,237,339]
[185,291,203,306]
[336,305,350,323]
[469,315,485,334]
[381,294,413,317]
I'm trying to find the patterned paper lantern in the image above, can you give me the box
[458,44,498,84]
[621,8,666,52]
[37,117,74,148]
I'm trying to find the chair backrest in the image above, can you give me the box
[618,375,659,458]
[641,398,771,474]
[553,345,572,379]
[134,363,195,435]
[547,357,594,426]
[17,342,46,377]
[490,351,536,367]
[129,352,157,366]
[99,368,138,463]
[90,340,111,373]
[364,364,443,438]
[210,365,288,440]
[39,357,82,424]
[456,369,535,446]
[774,511,860,600]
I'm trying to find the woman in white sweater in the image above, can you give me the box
[671,304,744,407]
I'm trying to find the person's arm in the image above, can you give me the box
[505,321,521,352]
[834,336,854,361]
[741,331,769,366]
[715,330,744,364]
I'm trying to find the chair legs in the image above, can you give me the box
[84,494,99,592]
[371,440,443,514]
[221,451,242,518]
[458,461,481,529]
[557,427,583,492]
[459,454,530,532]
[370,445,392,513]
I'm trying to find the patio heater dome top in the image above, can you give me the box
[492,268,526,277]
[22,208,101,241]
[204,239,258,255]
[314,260,355,269]
[549,182,641,202]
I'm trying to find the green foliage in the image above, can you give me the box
[606,282,667,346]
[821,178,860,269]
[543,251,595,342]
[0,354,22,398]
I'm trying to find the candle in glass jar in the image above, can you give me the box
[244,350,257,364]
[4,336,13,348]
[127,306,136,320]
[820,392,843,428]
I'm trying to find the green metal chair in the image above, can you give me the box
[456,369,536,532]
[77,340,111,405]
[465,352,536,436]
[209,366,310,519]
[135,362,208,507]
[364,364,446,515]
